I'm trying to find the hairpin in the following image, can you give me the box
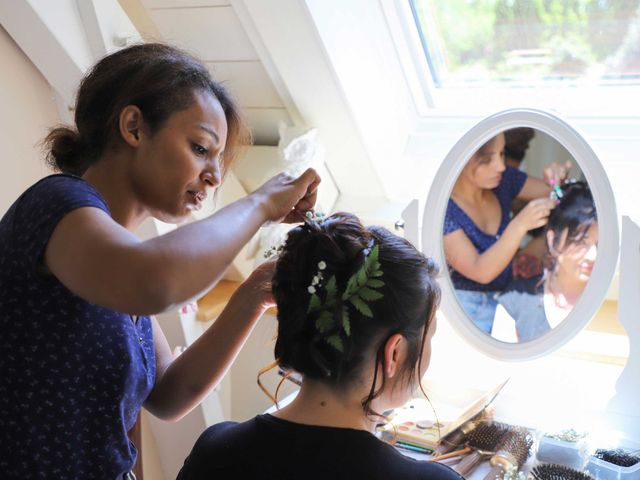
[307,260,326,294]
[550,184,564,202]
[302,210,326,224]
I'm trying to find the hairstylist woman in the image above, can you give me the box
[443,132,565,333]
[0,43,320,479]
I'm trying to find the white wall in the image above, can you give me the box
[0,25,58,215]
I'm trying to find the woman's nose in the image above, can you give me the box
[201,158,222,188]
[584,243,597,261]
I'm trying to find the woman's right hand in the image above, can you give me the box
[251,168,322,224]
[512,197,556,233]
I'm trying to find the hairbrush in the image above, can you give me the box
[530,463,594,480]
[593,448,640,467]
[455,421,511,477]
[483,427,533,480]
[435,404,496,455]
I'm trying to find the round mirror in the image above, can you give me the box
[423,108,619,361]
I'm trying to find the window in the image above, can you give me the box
[401,0,640,113]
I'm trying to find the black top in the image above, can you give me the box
[498,275,551,342]
[178,414,463,480]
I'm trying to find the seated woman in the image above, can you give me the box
[443,132,560,333]
[178,212,462,480]
[495,182,597,342]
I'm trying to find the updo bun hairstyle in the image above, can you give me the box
[546,181,596,263]
[271,212,440,416]
[43,43,250,176]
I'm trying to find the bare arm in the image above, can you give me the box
[517,161,572,201]
[517,175,551,201]
[144,260,275,421]
[45,169,320,315]
[444,197,556,284]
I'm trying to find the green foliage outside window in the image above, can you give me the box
[411,0,640,85]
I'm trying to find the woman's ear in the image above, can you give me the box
[383,333,408,379]
[119,105,144,148]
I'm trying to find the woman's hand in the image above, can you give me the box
[512,197,557,233]
[251,168,321,224]
[543,160,572,186]
[234,257,278,311]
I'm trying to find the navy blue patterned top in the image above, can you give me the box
[443,167,527,292]
[0,175,156,479]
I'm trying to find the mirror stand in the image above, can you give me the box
[607,216,640,439]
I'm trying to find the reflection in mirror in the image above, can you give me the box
[442,127,597,343]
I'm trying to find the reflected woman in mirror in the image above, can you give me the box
[443,132,562,333]
[496,182,598,342]
[178,213,462,480]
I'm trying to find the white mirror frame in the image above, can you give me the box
[422,108,619,361]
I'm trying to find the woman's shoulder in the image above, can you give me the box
[495,166,527,201]
[499,275,543,304]
[498,275,544,316]
[15,173,109,215]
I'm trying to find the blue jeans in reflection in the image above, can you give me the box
[455,290,499,334]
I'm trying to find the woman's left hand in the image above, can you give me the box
[236,257,277,311]
[544,160,572,186]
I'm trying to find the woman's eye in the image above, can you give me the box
[192,143,208,156]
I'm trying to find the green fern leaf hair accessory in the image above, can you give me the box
[306,243,385,351]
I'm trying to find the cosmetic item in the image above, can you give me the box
[483,428,533,480]
[455,421,511,477]
[586,448,640,480]
[435,404,496,455]
[530,463,594,480]
[536,429,588,470]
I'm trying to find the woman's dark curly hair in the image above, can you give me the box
[43,43,250,176]
[272,212,440,416]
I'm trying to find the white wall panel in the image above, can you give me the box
[150,6,258,61]
[243,107,293,146]
[0,26,58,215]
[207,61,284,108]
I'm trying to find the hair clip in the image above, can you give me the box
[550,184,564,202]
[302,210,326,224]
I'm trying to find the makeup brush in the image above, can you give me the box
[455,421,511,477]
[483,428,533,480]
[530,463,594,480]
[435,404,496,455]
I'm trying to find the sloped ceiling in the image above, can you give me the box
[138,0,292,145]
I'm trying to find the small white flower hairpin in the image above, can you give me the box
[303,210,326,223]
[307,260,327,293]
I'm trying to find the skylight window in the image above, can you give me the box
[410,0,640,89]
